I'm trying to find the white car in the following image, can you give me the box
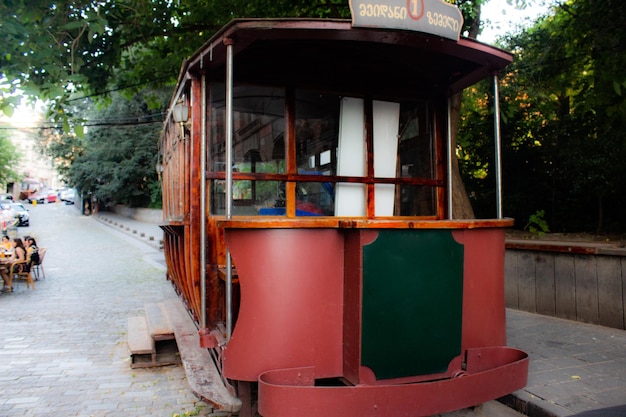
[0,201,17,230]
[60,188,77,204]
[9,203,29,226]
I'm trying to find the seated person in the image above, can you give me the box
[1,235,11,251]
[0,237,27,293]
[25,237,39,264]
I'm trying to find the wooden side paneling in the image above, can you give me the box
[574,255,599,325]
[535,253,555,316]
[505,248,626,330]
[623,258,626,330]
[517,252,537,313]
[504,251,519,309]
[554,254,577,321]
[597,256,624,329]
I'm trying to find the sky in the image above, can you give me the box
[478,0,556,44]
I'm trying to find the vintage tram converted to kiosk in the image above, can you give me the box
[159,2,528,416]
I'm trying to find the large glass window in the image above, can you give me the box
[208,83,440,218]
[209,84,285,215]
[295,91,340,216]
[395,101,437,216]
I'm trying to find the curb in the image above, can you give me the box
[499,391,572,417]
[93,214,164,251]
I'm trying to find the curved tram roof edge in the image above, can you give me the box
[169,18,512,105]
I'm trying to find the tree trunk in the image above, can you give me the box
[448,1,481,219]
[449,91,476,219]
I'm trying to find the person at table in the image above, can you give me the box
[25,237,39,264]
[1,237,27,293]
[1,235,11,251]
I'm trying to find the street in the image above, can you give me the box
[0,202,525,417]
[0,202,213,417]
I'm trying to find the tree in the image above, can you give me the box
[0,132,20,185]
[0,0,496,121]
[44,90,169,208]
[2,0,501,212]
[461,0,626,233]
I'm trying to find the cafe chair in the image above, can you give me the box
[10,259,35,290]
[32,247,46,280]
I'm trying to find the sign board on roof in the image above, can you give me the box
[349,0,464,40]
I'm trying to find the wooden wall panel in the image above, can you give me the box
[597,256,624,329]
[554,254,576,321]
[517,252,537,313]
[504,251,519,309]
[505,247,626,330]
[574,255,599,325]
[535,253,555,316]
[623,258,626,331]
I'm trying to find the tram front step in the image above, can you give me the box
[127,302,181,368]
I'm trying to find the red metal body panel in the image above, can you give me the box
[223,226,528,416]
[223,229,345,380]
[455,228,507,348]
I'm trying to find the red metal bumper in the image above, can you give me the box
[258,346,528,417]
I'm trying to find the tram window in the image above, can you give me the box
[398,102,435,181]
[293,90,340,217]
[211,179,285,216]
[208,83,439,218]
[295,90,339,174]
[209,83,286,174]
[209,83,286,215]
[396,185,437,216]
[296,181,334,216]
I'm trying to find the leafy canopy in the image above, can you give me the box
[460,0,626,233]
[0,131,20,185]
[1,0,496,120]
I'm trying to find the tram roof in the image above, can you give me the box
[176,18,512,98]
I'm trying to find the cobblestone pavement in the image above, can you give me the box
[0,203,215,417]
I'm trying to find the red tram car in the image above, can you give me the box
[159,2,528,416]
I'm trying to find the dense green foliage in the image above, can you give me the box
[1,0,489,212]
[0,132,20,185]
[45,91,168,208]
[459,0,626,233]
[1,0,484,119]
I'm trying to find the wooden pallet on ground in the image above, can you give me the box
[126,297,242,412]
[127,302,181,368]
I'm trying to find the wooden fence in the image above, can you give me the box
[505,239,626,330]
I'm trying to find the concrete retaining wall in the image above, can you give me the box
[112,206,163,224]
[505,240,626,330]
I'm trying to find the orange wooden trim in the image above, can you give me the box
[205,171,443,186]
[286,88,296,218]
[365,98,375,218]
[217,217,514,229]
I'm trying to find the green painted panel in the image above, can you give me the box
[362,229,464,380]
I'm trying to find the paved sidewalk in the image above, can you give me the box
[92,211,626,417]
[505,310,626,417]
[0,204,214,417]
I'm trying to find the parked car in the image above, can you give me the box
[9,202,29,226]
[0,193,14,201]
[60,188,77,204]
[0,201,17,230]
[28,189,57,204]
